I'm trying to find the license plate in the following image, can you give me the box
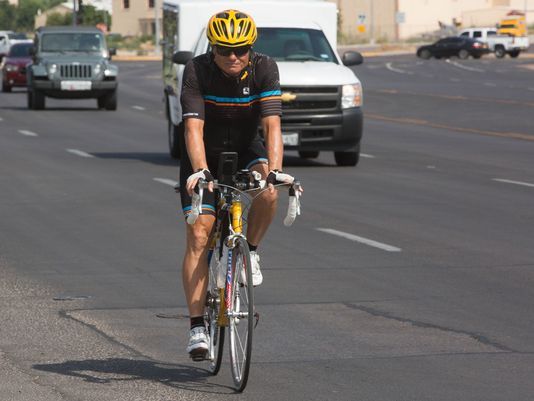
[282,132,299,146]
[61,81,92,91]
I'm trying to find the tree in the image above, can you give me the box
[15,0,42,32]
[46,11,71,26]
[0,0,17,30]
[78,5,111,30]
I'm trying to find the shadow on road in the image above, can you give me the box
[33,357,235,394]
[92,152,180,167]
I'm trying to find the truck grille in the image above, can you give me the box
[59,64,92,79]
[281,86,339,112]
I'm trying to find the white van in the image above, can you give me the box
[162,0,364,166]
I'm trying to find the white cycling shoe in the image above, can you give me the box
[186,326,209,361]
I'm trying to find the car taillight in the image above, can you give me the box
[473,42,482,48]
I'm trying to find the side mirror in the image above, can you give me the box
[108,47,117,56]
[342,51,364,66]
[172,51,193,65]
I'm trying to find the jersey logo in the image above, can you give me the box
[243,87,250,95]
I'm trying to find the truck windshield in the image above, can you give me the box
[41,33,104,53]
[254,27,337,63]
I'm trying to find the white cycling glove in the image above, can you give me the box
[266,170,294,186]
[186,168,214,187]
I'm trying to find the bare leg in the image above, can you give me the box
[182,214,215,317]
[247,163,278,246]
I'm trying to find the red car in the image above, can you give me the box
[1,41,33,92]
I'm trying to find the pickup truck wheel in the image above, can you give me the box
[31,89,45,110]
[458,49,469,59]
[299,151,319,159]
[334,150,360,167]
[168,120,182,160]
[509,50,520,58]
[494,46,506,58]
[99,90,117,111]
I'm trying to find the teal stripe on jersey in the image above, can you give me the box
[203,90,281,104]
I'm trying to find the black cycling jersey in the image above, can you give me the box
[180,51,282,157]
[179,50,282,217]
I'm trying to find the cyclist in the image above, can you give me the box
[179,10,295,360]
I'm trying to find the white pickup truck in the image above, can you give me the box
[162,0,365,166]
[459,27,530,58]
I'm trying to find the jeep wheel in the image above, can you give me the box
[31,89,45,110]
[299,151,319,159]
[168,120,182,160]
[98,90,117,111]
[334,149,360,167]
[27,89,33,109]
[2,81,11,92]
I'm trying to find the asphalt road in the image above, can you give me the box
[1,53,533,401]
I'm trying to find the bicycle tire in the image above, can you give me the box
[206,249,225,374]
[228,237,254,392]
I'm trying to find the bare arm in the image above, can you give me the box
[262,115,283,171]
[184,118,213,195]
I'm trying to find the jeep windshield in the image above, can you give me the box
[254,27,337,63]
[40,33,105,53]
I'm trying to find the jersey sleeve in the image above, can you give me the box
[180,60,205,120]
[257,56,282,118]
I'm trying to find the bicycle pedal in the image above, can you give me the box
[189,349,208,362]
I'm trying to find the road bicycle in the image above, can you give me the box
[185,152,302,392]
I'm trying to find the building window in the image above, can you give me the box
[148,0,155,8]
[123,0,130,9]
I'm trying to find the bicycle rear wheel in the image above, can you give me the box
[228,237,254,392]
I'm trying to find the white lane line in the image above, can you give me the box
[493,178,534,188]
[450,78,461,82]
[385,62,413,75]
[529,87,534,91]
[484,82,497,87]
[132,105,146,111]
[66,149,94,158]
[360,153,375,159]
[316,228,402,252]
[445,59,485,72]
[153,178,179,187]
[18,130,38,137]
[0,117,4,121]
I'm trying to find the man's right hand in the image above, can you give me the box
[186,169,214,195]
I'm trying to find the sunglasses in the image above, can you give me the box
[215,45,251,57]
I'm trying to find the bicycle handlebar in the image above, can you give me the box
[185,177,302,226]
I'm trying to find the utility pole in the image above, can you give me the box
[154,0,161,55]
[369,0,375,45]
[72,0,77,26]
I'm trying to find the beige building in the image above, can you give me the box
[330,0,532,42]
[111,0,531,40]
[111,0,161,36]
[34,4,72,29]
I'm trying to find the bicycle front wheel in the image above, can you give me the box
[228,237,254,392]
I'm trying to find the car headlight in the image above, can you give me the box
[341,83,362,109]
[5,64,18,72]
[48,63,57,75]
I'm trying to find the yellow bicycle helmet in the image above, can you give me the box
[207,9,257,47]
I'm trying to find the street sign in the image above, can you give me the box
[396,12,405,24]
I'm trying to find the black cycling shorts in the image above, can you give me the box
[179,139,268,217]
